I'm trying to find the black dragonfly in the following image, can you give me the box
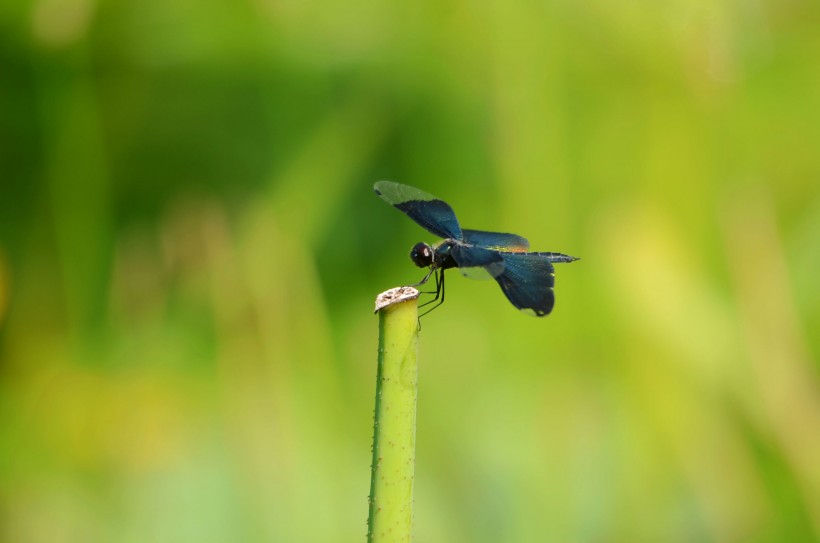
[374,181,579,317]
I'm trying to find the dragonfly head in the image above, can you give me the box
[410,242,434,268]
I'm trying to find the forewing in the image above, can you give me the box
[374,181,463,240]
[462,229,530,252]
[494,253,556,316]
[449,243,505,280]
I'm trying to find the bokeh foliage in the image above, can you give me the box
[2,0,819,541]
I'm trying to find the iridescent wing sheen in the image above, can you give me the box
[374,181,463,240]
[493,252,558,317]
[461,229,530,252]
[449,243,505,280]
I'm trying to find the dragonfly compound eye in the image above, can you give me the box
[410,242,434,267]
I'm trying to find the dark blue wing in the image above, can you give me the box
[462,229,530,252]
[449,243,505,279]
[374,181,463,240]
[493,253,557,316]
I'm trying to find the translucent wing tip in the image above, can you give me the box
[373,180,389,198]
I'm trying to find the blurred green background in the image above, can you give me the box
[2,0,819,541]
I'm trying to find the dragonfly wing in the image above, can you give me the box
[449,243,505,280]
[494,253,556,316]
[461,229,530,252]
[374,181,463,240]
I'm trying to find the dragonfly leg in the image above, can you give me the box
[419,268,446,317]
[418,267,441,308]
[413,265,437,288]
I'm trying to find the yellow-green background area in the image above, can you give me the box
[1,0,819,541]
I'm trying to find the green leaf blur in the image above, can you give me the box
[1,0,819,541]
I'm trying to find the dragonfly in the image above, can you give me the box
[374,181,579,317]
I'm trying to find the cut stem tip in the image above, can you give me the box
[374,286,420,313]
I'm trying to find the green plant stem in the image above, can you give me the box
[368,291,419,543]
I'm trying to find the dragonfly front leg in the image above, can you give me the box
[413,265,437,288]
